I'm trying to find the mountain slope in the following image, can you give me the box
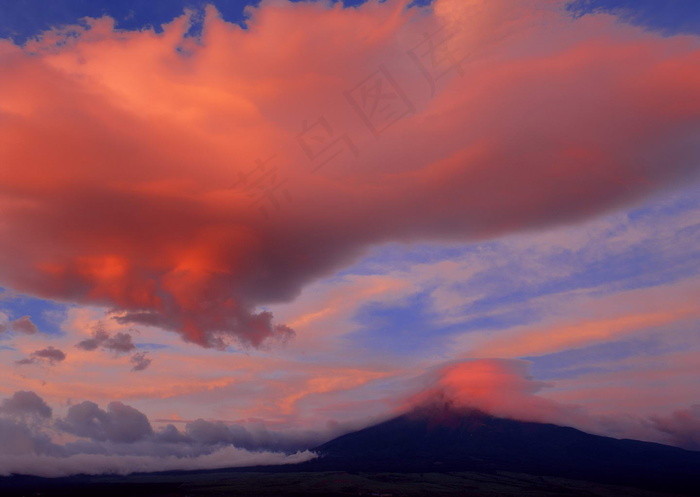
[306,404,700,493]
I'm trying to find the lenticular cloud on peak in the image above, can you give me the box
[0,0,698,348]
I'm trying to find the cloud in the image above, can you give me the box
[456,282,700,359]
[55,397,326,452]
[0,0,698,350]
[104,332,136,354]
[400,357,700,451]
[57,400,153,443]
[405,359,587,426]
[0,315,39,335]
[0,418,57,457]
[74,321,151,371]
[0,446,316,478]
[129,351,152,372]
[650,405,700,450]
[184,418,330,453]
[76,322,136,354]
[15,346,66,366]
[0,390,52,420]
[0,391,316,477]
[75,324,110,351]
[31,346,67,364]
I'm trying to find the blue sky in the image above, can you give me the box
[1,0,699,44]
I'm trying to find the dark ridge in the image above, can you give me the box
[299,403,700,494]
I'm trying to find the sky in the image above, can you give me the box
[0,0,699,477]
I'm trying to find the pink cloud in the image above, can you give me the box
[0,0,697,349]
[404,359,586,425]
[0,315,39,335]
[650,406,700,450]
[454,277,700,359]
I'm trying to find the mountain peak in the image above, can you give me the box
[306,407,700,494]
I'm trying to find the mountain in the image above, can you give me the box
[303,403,700,494]
[4,405,700,496]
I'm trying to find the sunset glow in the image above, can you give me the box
[0,0,699,479]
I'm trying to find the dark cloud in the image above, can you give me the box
[57,401,153,443]
[0,392,62,459]
[104,332,136,354]
[0,392,315,476]
[75,325,110,351]
[0,393,327,461]
[0,418,57,456]
[32,346,66,364]
[129,351,152,372]
[185,419,231,445]
[76,324,148,371]
[0,391,52,419]
[76,323,136,355]
[0,316,39,335]
[16,346,66,366]
[10,316,39,334]
[152,423,191,444]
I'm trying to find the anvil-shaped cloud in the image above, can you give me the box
[0,0,698,348]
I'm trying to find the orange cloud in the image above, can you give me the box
[452,276,700,359]
[0,0,698,348]
[404,358,586,425]
[277,369,390,415]
[545,349,700,416]
[467,307,698,358]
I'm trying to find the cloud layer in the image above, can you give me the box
[0,391,316,477]
[0,0,697,348]
[3,355,699,477]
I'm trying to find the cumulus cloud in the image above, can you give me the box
[0,391,316,477]
[54,397,324,457]
[0,390,52,420]
[0,0,698,350]
[15,346,66,366]
[0,392,62,461]
[57,401,153,443]
[0,418,58,458]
